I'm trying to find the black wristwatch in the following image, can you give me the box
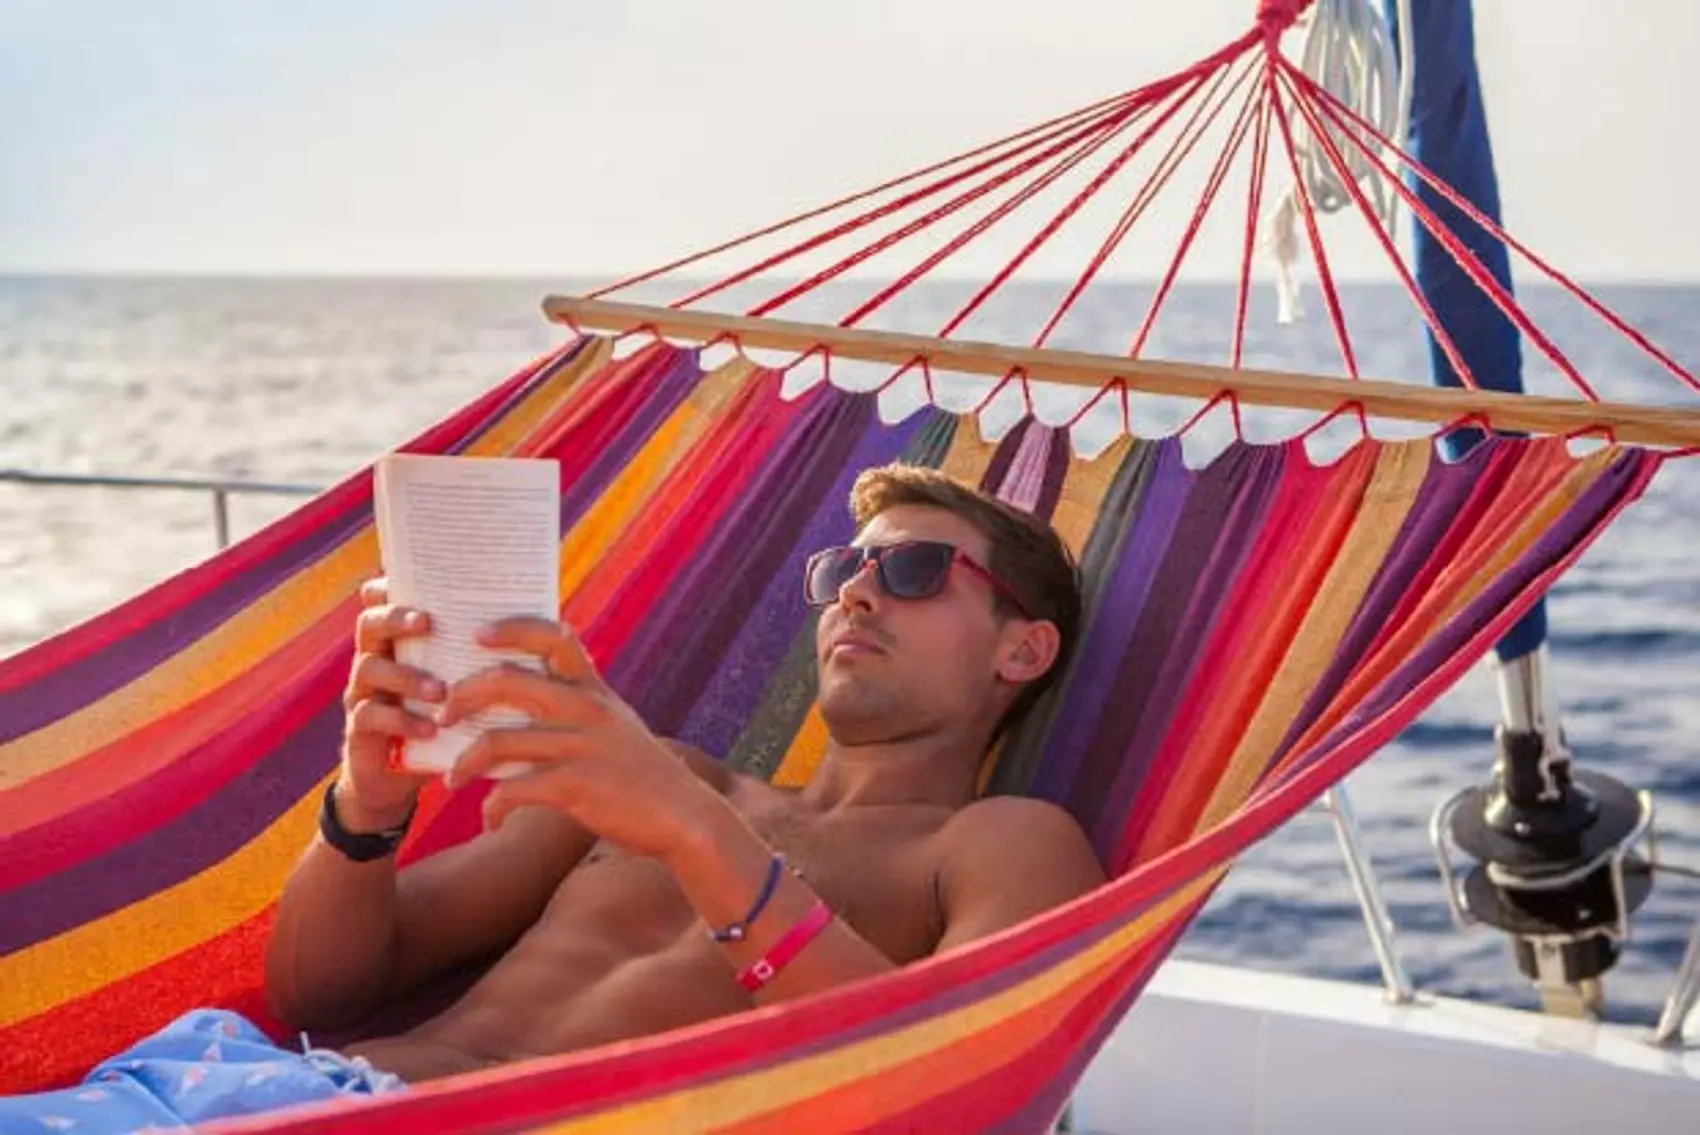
[318,781,415,862]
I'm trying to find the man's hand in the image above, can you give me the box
[338,577,445,831]
[439,618,731,860]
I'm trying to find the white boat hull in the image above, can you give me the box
[1071,960,1700,1134]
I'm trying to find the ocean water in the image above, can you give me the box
[2,274,1697,1025]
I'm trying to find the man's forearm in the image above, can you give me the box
[263,787,409,1030]
[663,800,896,1004]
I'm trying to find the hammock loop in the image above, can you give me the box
[970,367,1025,418]
[1296,399,1370,443]
[1433,411,1494,445]
[1063,377,1131,434]
[1563,423,1618,446]
[613,321,661,347]
[1177,389,1245,439]
[873,355,928,395]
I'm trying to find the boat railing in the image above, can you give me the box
[5,466,1697,1045]
[0,468,321,549]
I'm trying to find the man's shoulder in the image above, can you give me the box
[940,794,1096,861]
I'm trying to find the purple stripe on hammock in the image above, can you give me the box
[596,372,803,706]
[980,418,1033,493]
[626,386,883,734]
[1030,440,1181,803]
[3,696,343,953]
[672,404,940,756]
[1032,425,1074,522]
[1068,442,1285,852]
[0,342,587,744]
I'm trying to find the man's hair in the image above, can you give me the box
[848,463,1083,732]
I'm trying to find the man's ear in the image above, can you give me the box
[996,619,1062,685]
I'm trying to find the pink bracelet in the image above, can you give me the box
[737,900,833,992]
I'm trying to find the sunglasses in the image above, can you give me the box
[803,540,1032,617]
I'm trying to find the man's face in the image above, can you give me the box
[813,504,1017,746]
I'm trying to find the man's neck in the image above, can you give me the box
[798,733,986,813]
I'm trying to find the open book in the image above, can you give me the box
[373,454,562,778]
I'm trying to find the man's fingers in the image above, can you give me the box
[346,655,447,708]
[480,766,581,832]
[358,577,389,608]
[477,618,599,684]
[355,604,432,654]
[348,699,439,743]
[448,727,584,789]
[438,666,605,729]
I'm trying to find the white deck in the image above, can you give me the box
[1071,960,1700,1134]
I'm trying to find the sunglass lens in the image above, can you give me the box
[806,547,864,606]
[879,542,954,599]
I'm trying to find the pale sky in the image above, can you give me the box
[3,0,1697,281]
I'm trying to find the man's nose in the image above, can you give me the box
[836,560,881,613]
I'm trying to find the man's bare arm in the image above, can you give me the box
[263,797,593,1032]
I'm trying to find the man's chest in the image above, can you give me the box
[570,798,950,964]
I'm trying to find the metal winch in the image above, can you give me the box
[1431,648,1656,1018]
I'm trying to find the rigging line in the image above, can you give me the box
[835,75,1210,331]
[934,52,1264,342]
[667,95,1142,312]
[737,102,1150,318]
[1274,64,1472,388]
[1290,61,1700,395]
[1283,60,1598,402]
[1264,64,1364,381]
[1030,52,1265,350]
[1127,61,1268,358]
[583,87,1144,301]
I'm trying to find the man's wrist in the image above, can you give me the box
[661,787,747,872]
[332,778,417,835]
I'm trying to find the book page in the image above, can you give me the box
[373,453,561,778]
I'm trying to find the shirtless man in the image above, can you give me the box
[260,463,1105,1085]
[0,465,1105,1131]
[0,465,1103,1132]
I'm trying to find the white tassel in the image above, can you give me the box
[1263,191,1305,325]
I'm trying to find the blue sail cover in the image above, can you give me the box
[1385,0,1544,662]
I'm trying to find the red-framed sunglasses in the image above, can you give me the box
[803,540,1032,617]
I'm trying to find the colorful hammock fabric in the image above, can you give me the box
[0,334,1662,1133]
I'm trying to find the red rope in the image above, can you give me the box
[1128,64,1266,358]
[744,102,1143,318]
[1263,66,1363,381]
[838,83,1184,330]
[1295,399,1371,442]
[1257,0,1314,39]
[1231,87,1274,368]
[668,97,1136,312]
[1280,61,1602,403]
[1289,63,1700,398]
[1270,65,1476,389]
[584,89,1141,301]
[1176,390,1246,438]
[1031,53,1262,350]
[936,55,1259,342]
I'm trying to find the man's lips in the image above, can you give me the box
[827,632,886,659]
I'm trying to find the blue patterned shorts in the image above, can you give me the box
[0,1009,404,1134]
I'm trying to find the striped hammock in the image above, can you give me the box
[0,334,1662,1133]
